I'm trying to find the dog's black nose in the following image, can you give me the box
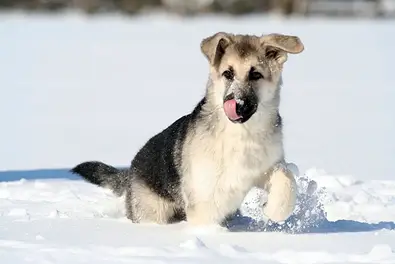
[235,97,258,120]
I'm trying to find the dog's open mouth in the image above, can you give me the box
[223,98,243,122]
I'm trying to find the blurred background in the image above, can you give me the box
[1,0,395,17]
[0,0,394,181]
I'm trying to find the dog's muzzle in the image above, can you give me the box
[223,92,258,124]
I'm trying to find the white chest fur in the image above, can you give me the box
[181,119,284,223]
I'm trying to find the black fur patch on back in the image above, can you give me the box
[130,98,206,202]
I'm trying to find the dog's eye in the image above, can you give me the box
[249,71,264,81]
[222,70,234,81]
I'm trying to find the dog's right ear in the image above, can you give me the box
[200,32,232,66]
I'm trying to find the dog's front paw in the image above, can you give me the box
[186,202,220,226]
[185,210,228,234]
[262,167,297,223]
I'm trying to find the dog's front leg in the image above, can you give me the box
[186,201,219,226]
[257,164,297,223]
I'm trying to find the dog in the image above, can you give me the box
[71,32,304,226]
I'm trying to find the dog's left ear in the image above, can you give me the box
[201,32,233,67]
[260,33,304,65]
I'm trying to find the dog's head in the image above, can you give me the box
[201,32,304,124]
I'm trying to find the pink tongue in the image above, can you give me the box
[223,99,242,121]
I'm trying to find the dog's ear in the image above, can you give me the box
[201,32,232,66]
[260,33,304,65]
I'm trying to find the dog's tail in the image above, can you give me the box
[70,161,129,196]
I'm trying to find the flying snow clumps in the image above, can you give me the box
[229,163,328,233]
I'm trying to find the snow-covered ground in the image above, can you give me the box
[2,167,395,263]
[1,11,395,264]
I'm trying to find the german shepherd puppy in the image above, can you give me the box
[71,32,304,226]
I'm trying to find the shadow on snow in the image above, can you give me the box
[224,213,395,234]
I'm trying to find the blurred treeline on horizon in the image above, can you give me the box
[0,0,394,17]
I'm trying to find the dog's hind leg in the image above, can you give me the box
[125,180,178,224]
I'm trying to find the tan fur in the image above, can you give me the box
[128,180,179,224]
[181,32,304,225]
[262,165,298,222]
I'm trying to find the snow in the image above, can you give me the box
[1,167,395,263]
[1,11,395,264]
